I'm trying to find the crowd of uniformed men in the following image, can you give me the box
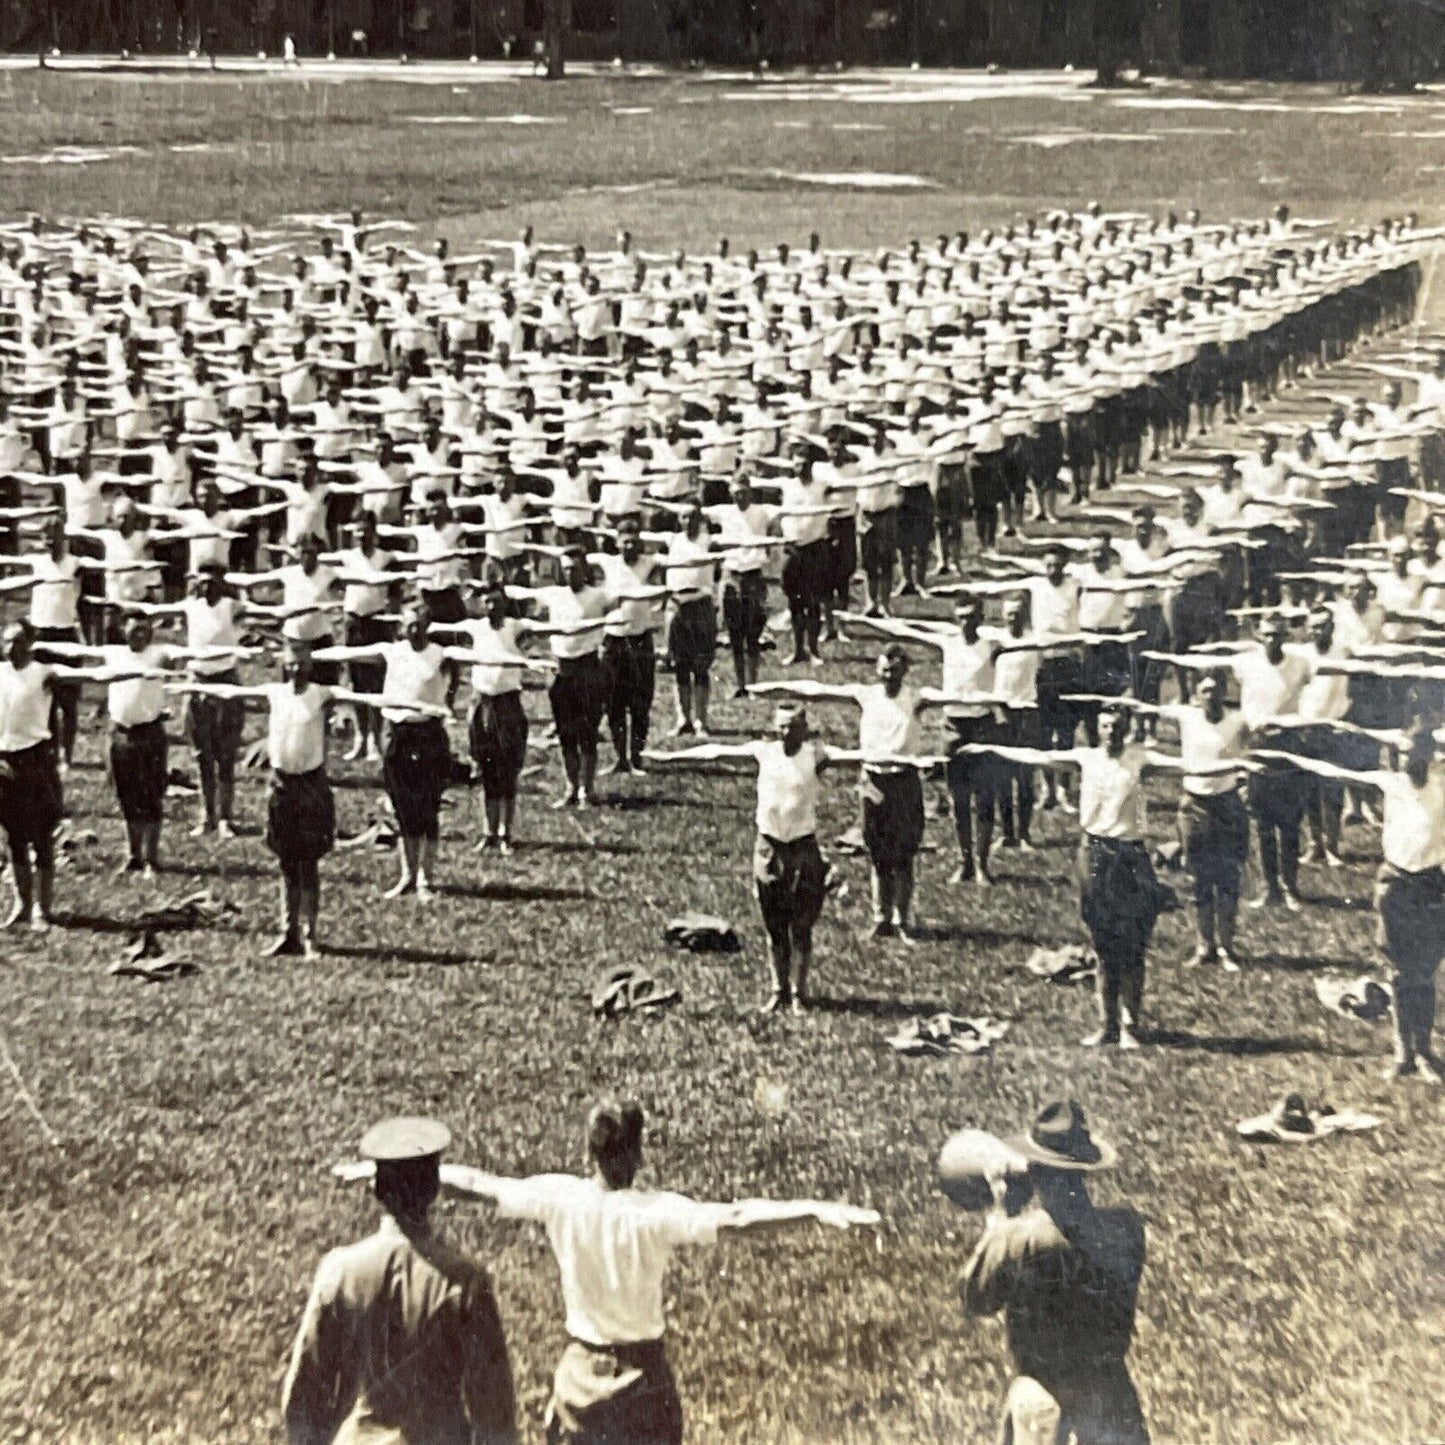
[5,200,1445,1445]
[1,203,1444,1038]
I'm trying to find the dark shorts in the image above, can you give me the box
[721,570,767,652]
[1377,458,1411,523]
[1079,835,1163,954]
[753,832,828,938]
[861,768,926,869]
[545,1338,682,1445]
[420,585,467,626]
[898,487,935,550]
[827,514,858,595]
[936,464,968,527]
[946,716,1006,800]
[858,507,898,574]
[468,691,528,799]
[1037,654,1082,741]
[781,540,830,611]
[1248,759,1308,828]
[1375,862,1445,986]
[382,717,451,837]
[345,612,391,695]
[667,598,716,682]
[1179,788,1249,898]
[1028,422,1065,488]
[108,719,168,825]
[971,452,1006,508]
[550,653,607,749]
[1082,640,1131,698]
[0,741,63,846]
[184,671,246,756]
[265,767,335,865]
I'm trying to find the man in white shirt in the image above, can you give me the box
[1154,677,1251,970]
[966,705,1232,1048]
[449,580,536,854]
[333,510,399,763]
[752,647,946,941]
[847,601,1037,886]
[647,701,845,1011]
[159,563,249,838]
[0,620,66,930]
[778,456,834,666]
[367,1098,875,1443]
[510,552,613,809]
[20,516,84,766]
[1259,723,1445,1084]
[1149,613,1313,909]
[710,478,778,698]
[591,521,666,776]
[100,613,175,876]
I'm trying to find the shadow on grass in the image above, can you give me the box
[170,860,275,881]
[1146,1028,1326,1056]
[528,838,641,856]
[54,909,246,934]
[322,941,480,967]
[1247,951,1363,974]
[441,880,594,903]
[809,995,957,1019]
[603,793,688,813]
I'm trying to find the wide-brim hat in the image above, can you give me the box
[360,1116,451,1163]
[936,1128,1030,1211]
[1008,1100,1117,1172]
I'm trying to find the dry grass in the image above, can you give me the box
[0,63,1443,1445]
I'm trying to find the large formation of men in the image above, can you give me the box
[6,197,1445,1445]
[1,200,1444,1076]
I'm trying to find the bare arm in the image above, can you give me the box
[714,1199,882,1235]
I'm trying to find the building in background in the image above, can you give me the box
[3,0,1441,84]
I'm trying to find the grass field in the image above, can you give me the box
[2,62,1445,1445]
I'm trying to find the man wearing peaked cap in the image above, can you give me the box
[960,1100,1148,1445]
[282,1117,517,1445]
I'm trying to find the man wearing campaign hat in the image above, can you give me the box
[283,1116,517,1445]
[960,1100,1148,1445]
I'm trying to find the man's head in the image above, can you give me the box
[1259,612,1288,660]
[876,643,909,694]
[1195,671,1226,721]
[618,517,643,564]
[564,549,590,592]
[1405,719,1437,787]
[124,612,153,652]
[774,700,808,752]
[361,1116,450,1230]
[1044,544,1068,585]
[195,561,227,604]
[587,1098,644,1191]
[283,639,314,688]
[1098,705,1129,755]
[2,618,34,669]
[954,598,981,640]
[401,603,431,650]
[297,533,322,571]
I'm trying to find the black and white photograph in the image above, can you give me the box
[1,4,1444,1441]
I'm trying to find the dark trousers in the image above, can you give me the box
[1249,764,1307,896]
[603,632,656,766]
[1000,708,1039,843]
[946,716,1003,869]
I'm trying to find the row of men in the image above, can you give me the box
[0,205,1434,600]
